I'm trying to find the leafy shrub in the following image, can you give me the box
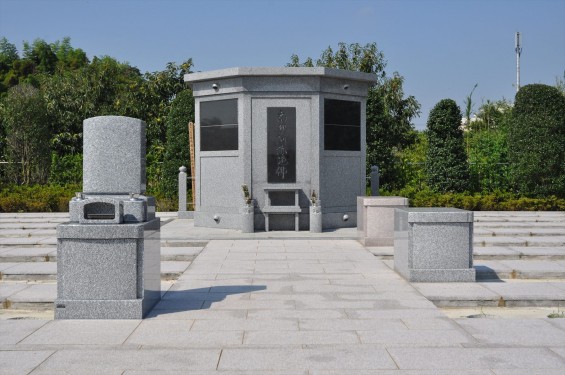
[49,153,82,185]
[161,89,194,198]
[0,183,189,213]
[0,184,80,212]
[425,99,470,193]
[509,84,565,197]
[382,188,565,211]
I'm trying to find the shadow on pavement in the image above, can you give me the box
[148,285,267,316]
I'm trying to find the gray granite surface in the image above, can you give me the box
[83,116,146,194]
[394,207,475,282]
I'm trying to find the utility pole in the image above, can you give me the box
[515,32,522,93]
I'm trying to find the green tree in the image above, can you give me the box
[509,84,565,197]
[0,84,51,184]
[0,37,18,74]
[161,89,195,198]
[23,39,58,74]
[51,37,89,70]
[426,99,470,192]
[288,42,420,189]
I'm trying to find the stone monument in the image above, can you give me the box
[55,116,161,319]
[184,67,377,231]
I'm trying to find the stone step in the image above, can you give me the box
[0,246,204,263]
[474,228,565,237]
[475,259,565,280]
[474,246,565,260]
[412,279,565,308]
[0,280,174,311]
[370,246,565,261]
[473,236,565,247]
[0,261,192,282]
[381,258,565,281]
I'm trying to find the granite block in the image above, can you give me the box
[394,207,475,282]
[55,218,160,319]
[83,116,146,194]
[357,196,409,246]
[57,238,138,299]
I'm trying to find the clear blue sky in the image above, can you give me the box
[1,0,564,129]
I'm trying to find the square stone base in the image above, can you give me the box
[403,268,476,283]
[54,299,145,319]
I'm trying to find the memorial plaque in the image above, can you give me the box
[324,99,361,151]
[200,99,238,151]
[267,107,296,183]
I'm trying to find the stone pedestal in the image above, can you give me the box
[357,196,408,246]
[394,207,475,282]
[240,205,254,233]
[55,218,161,319]
[309,205,322,233]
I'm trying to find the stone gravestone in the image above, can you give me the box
[55,116,161,319]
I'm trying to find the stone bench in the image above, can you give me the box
[263,188,301,231]
[394,207,475,282]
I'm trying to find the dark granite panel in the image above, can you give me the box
[200,99,238,126]
[324,99,361,151]
[267,107,296,183]
[200,99,238,151]
[200,125,238,151]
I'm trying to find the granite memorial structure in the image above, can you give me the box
[184,67,377,231]
[394,207,476,282]
[55,116,161,319]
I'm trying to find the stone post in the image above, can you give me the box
[178,166,192,219]
[370,165,380,196]
[309,201,322,233]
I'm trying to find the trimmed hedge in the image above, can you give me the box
[0,184,80,212]
[425,99,470,193]
[0,184,191,213]
[382,187,565,211]
[2,184,563,213]
[509,84,565,197]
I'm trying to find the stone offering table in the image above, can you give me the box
[357,196,408,246]
[394,207,475,282]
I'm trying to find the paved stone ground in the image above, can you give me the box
[1,237,565,373]
[1,212,565,373]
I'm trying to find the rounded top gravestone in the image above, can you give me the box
[82,116,147,195]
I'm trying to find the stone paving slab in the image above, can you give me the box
[387,347,565,370]
[456,318,565,347]
[217,347,397,371]
[0,319,49,345]
[0,350,55,374]
[160,246,204,261]
[21,320,141,346]
[31,348,221,372]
